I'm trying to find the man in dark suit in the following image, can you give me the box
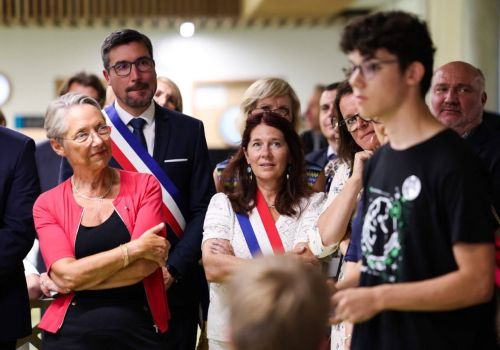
[305,82,340,192]
[101,29,214,349]
[430,61,500,344]
[430,61,499,216]
[0,127,39,349]
[300,84,327,154]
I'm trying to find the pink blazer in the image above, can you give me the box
[33,170,169,333]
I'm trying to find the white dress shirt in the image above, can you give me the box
[115,101,156,156]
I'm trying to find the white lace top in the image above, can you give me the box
[202,192,326,342]
[308,159,352,258]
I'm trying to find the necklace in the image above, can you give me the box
[268,204,275,209]
[72,170,114,201]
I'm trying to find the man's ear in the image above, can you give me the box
[50,138,66,157]
[103,69,110,84]
[481,91,487,106]
[405,61,425,88]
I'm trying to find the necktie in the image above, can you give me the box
[129,118,147,149]
[325,154,336,192]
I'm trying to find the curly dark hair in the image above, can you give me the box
[334,81,362,165]
[221,112,310,217]
[340,11,435,97]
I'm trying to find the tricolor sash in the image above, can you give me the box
[103,104,185,239]
[236,190,285,257]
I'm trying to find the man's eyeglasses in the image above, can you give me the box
[59,125,111,144]
[342,59,398,80]
[248,107,290,118]
[109,57,155,77]
[336,114,370,133]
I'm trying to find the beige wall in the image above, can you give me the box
[0,25,345,144]
[0,0,498,143]
[428,0,498,110]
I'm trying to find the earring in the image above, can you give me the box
[247,164,253,181]
[286,165,291,181]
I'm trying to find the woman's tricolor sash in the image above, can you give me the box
[235,190,285,257]
[103,104,185,239]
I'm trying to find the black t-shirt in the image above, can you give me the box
[353,129,497,350]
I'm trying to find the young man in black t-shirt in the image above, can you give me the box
[331,11,498,350]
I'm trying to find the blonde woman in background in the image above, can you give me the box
[154,76,183,113]
[213,77,326,192]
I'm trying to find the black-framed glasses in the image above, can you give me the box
[109,57,155,77]
[342,59,398,80]
[248,107,290,118]
[336,114,369,132]
[59,125,111,144]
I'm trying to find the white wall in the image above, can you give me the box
[0,24,345,140]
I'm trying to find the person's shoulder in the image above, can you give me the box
[305,148,326,164]
[473,118,500,144]
[155,104,203,127]
[300,129,313,138]
[210,191,230,204]
[216,159,230,169]
[36,139,51,149]
[305,159,323,172]
[435,129,478,156]
[423,130,489,178]
[483,110,500,130]
[119,169,156,186]
[208,192,233,213]
[0,127,33,146]
[34,179,69,208]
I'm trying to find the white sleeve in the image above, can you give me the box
[202,192,235,243]
[23,259,39,276]
[306,193,340,258]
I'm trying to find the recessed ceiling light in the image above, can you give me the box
[180,22,195,38]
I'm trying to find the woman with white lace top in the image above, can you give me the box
[308,81,381,350]
[202,111,325,350]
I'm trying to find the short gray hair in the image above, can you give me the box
[45,92,102,139]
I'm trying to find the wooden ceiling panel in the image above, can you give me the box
[242,0,354,19]
[0,0,377,27]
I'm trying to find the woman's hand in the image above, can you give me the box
[291,243,321,267]
[40,272,70,297]
[129,223,170,266]
[209,239,235,256]
[351,150,373,182]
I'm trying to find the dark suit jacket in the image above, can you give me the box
[305,146,329,168]
[0,127,39,341]
[151,105,215,310]
[300,129,327,155]
[60,104,215,311]
[466,112,500,214]
[35,140,62,193]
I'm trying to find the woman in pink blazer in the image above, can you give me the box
[33,92,169,349]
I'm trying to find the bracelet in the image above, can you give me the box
[120,244,129,268]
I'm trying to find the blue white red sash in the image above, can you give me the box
[236,190,285,257]
[103,104,185,238]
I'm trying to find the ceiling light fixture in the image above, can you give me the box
[180,22,195,38]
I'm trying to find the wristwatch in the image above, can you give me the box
[166,264,181,282]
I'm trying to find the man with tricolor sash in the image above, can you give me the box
[98,28,214,349]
